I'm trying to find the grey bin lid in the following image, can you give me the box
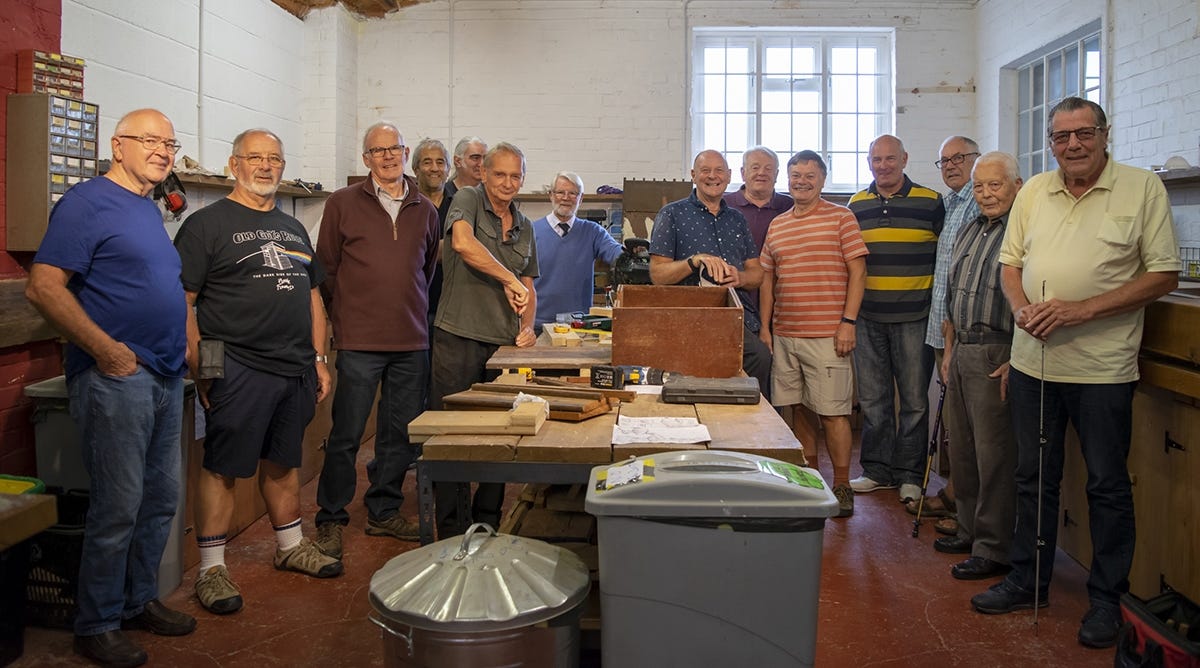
[368,524,590,633]
[584,450,839,519]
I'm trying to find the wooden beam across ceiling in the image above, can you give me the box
[271,0,429,20]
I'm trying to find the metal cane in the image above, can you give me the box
[911,379,947,538]
[1034,281,1047,630]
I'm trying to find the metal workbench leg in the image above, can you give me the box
[417,461,435,545]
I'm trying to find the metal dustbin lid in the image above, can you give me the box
[368,523,590,632]
[584,449,839,518]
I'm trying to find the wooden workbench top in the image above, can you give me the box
[486,345,612,370]
[421,392,805,467]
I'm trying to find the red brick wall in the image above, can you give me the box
[0,0,63,476]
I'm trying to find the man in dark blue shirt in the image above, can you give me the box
[649,149,771,396]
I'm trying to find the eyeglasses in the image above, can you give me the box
[934,152,979,169]
[117,135,182,154]
[1048,126,1106,145]
[366,145,405,157]
[552,190,581,199]
[235,154,285,168]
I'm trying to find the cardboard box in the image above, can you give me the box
[611,285,743,377]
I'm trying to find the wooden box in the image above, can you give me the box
[611,285,743,377]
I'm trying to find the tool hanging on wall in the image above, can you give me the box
[153,170,188,220]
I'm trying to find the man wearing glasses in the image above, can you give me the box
[971,97,1180,649]
[28,108,196,666]
[175,128,342,617]
[531,171,623,329]
[313,122,441,559]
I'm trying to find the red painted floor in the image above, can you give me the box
[13,435,1114,667]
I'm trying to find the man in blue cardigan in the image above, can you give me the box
[532,171,623,329]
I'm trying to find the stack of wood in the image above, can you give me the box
[441,381,625,422]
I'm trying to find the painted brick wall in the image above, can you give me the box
[301,4,360,192]
[0,0,63,476]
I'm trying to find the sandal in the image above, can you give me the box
[935,516,959,536]
[904,488,957,518]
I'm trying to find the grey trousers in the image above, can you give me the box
[944,342,1017,563]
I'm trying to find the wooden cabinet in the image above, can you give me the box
[5,93,100,251]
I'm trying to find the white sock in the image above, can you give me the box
[197,533,226,574]
[273,518,303,552]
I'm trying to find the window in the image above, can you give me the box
[1012,23,1102,177]
[691,29,893,192]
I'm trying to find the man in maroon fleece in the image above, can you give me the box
[312,121,441,559]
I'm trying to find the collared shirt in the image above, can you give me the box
[926,182,981,348]
[372,176,408,223]
[999,157,1180,383]
[650,188,761,331]
[946,212,1012,340]
[723,186,794,252]
[551,215,575,237]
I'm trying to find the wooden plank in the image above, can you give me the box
[0,278,57,349]
[515,413,615,464]
[0,494,57,550]
[421,434,519,462]
[487,345,611,370]
[408,404,546,442]
[533,377,637,403]
[1139,357,1200,401]
[542,323,582,347]
[471,382,606,403]
[696,401,807,466]
[444,389,599,413]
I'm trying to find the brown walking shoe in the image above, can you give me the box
[365,514,420,542]
[195,565,243,615]
[274,538,343,578]
[315,522,344,559]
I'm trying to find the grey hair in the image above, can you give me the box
[410,137,449,172]
[1047,96,1108,133]
[940,135,979,153]
[483,142,526,172]
[868,134,905,156]
[972,151,1021,183]
[232,128,283,155]
[742,145,779,166]
[554,171,584,192]
[454,136,486,159]
[362,122,402,154]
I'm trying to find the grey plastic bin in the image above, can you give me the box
[584,450,838,668]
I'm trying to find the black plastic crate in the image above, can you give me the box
[25,489,88,630]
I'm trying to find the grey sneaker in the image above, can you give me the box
[849,476,897,493]
[195,565,243,615]
[315,522,344,559]
[365,514,420,542]
[274,538,343,578]
[832,484,854,518]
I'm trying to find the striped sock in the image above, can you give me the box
[273,518,303,552]
[197,534,227,574]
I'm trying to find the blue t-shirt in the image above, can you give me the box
[532,216,623,329]
[649,189,761,331]
[33,177,188,380]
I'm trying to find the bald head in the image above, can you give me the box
[691,150,732,206]
[109,108,176,196]
[867,134,908,196]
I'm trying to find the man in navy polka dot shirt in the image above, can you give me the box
[648,150,772,397]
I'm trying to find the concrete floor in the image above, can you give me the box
[12,435,1114,667]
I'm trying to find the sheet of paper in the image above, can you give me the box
[612,415,711,444]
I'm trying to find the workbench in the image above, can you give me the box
[415,389,804,544]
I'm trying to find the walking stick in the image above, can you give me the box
[911,379,946,538]
[1034,280,1047,631]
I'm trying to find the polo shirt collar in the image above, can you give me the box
[1049,154,1114,195]
[688,187,728,214]
[868,174,914,198]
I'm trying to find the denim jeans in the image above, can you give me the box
[68,366,182,635]
[853,317,933,486]
[1002,368,1135,609]
[316,350,428,525]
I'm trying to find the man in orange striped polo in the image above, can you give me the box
[759,150,868,517]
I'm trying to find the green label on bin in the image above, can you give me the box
[759,461,824,489]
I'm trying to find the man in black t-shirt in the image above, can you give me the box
[174,128,341,617]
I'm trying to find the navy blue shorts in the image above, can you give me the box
[202,354,317,479]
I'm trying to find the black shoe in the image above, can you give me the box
[933,535,972,554]
[951,556,1012,581]
[1078,605,1120,648]
[121,599,197,636]
[971,580,1049,615]
[74,629,148,667]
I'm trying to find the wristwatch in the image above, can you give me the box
[315,354,328,364]
[841,316,856,325]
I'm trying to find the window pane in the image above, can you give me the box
[858,76,877,111]
[1032,152,1043,175]
[762,113,791,147]
[1048,52,1063,103]
[793,113,820,150]
[704,47,727,74]
[828,152,860,188]
[831,75,858,112]
[857,47,877,74]
[794,47,816,75]
[765,47,792,74]
[1064,46,1080,96]
[858,115,877,152]
[830,114,860,151]
[1019,67,1030,109]
[704,74,726,110]
[793,88,820,113]
[1033,62,1044,106]
[726,74,752,113]
[703,114,725,149]
[830,47,859,73]
[1084,36,1101,90]
[727,151,744,176]
[1019,111,1031,155]
[727,47,751,74]
[726,114,751,152]
[762,76,793,112]
[1033,106,1043,145]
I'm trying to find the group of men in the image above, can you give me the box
[25,95,1179,665]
